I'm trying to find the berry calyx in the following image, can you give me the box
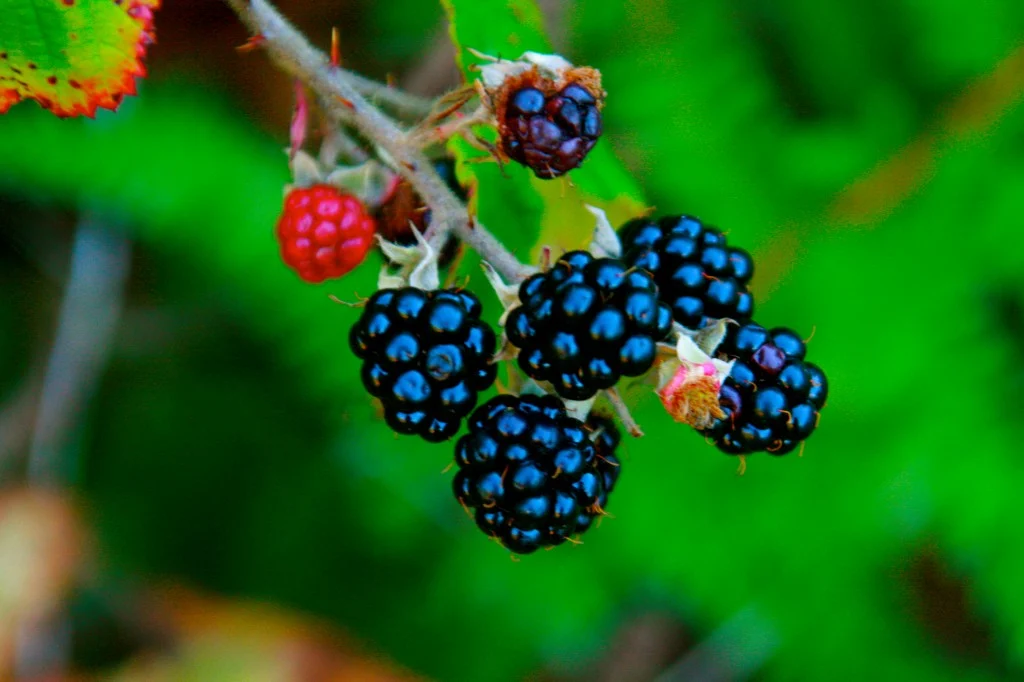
[656,332,735,430]
[350,287,498,442]
[505,250,673,401]
[452,394,620,554]
[619,215,754,330]
[702,322,828,456]
[276,184,376,283]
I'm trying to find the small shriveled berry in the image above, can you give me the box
[377,158,465,266]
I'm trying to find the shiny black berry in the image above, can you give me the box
[350,287,498,442]
[618,215,755,330]
[702,322,828,456]
[452,395,618,554]
[506,250,672,401]
[502,83,602,179]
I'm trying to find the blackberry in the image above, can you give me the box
[618,215,755,330]
[502,83,602,179]
[702,323,828,455]
[506,250,673,401]
[350,287,498,442]
[452,395,619,554]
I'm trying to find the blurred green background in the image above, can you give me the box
[2,0,1024,680]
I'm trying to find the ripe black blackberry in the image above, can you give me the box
[618,215,755,330]
[349,287,498,442]
[506,250,673,401]
[452,394,619,554]
[702,323,828,455]
[501,83,602,179]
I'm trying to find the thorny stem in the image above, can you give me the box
[223,0,533,282]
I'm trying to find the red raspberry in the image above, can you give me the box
[276,185,376,283]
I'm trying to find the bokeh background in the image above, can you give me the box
[3,0,1024,680]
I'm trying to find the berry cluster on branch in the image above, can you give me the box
[225,0,829,555]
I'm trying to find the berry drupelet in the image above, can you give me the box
[350,287,498,442]
[618,215,754,330]
[505,250,673,401]
[276,184,376,283]
[501,83,602,179]
[452,394,619,554]
[702,323,828,456]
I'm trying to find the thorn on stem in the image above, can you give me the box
[236,34,266,52]
[330,27,341,67]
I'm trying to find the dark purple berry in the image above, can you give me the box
[501,83,603,179]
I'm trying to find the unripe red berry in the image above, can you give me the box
[276,184,376,283]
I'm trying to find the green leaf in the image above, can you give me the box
[441,0,646,261]
[0,0,159,118]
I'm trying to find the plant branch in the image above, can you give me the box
[345,71,435,121]
[223,0,533,282]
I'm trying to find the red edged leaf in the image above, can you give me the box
[0,0,160,118]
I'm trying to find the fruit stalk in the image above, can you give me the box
[223,0,533,281]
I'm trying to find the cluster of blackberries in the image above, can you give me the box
[703,324,828,455]
[349,269,631,552]
[615,215,828,456]
[501,84,602,179]
[506,250,673,400]
[453,394,621,553]
[619,215,754,330]
[349,287,497,442]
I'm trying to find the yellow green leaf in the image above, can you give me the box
[0,0,160,118]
